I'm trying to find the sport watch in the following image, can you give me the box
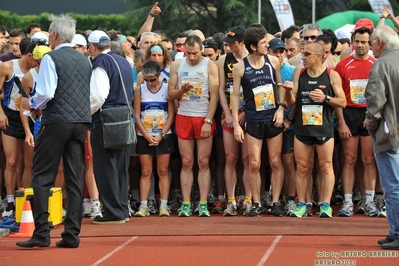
[160,132,167,140]
[204,118,212,124]
[324,95,331,103]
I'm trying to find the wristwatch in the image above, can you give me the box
[278,102,287,109]
[160,132,167,140]
[288,115,294,121]
[204,118,212,124]
[380,14,386,19]
[324,95,331,103]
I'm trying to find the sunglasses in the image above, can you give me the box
[144,78,157,83]
[175,43,184,48]
[333,51,342,56]
[303,35,317,41]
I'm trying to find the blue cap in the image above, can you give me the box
[268,38,285,50]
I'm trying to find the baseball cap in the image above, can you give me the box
[32,45,51,60]
[268,38,285,50]
[336,30,351,40]
[223,26,245,44]
[31,32,48,45]
[71,34,87,46]
[88,30,110,44]
[353,18,374,31]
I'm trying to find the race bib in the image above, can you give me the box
[181,78,202,101]
[252,84,275,111]
[144,110,164,134]
[302,105,323,126]
[350,79,367,104]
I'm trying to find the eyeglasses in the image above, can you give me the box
[302,51,316,57]
[144,78,157,83]
[175,43,184,48]
[303,35,317,41]
[73,45,83,49]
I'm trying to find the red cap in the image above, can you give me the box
[177,45,186,53]
[353,18,374,31]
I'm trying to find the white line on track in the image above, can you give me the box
[257,235,282,266]
[91,236,138,266]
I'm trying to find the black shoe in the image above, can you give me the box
[271,203,284,217]
[56,239,79,248]
[16,238,50,248]
[381,239,399,250]
[246,203,262,217]
[378,235,396,246]
[92,216,125,225]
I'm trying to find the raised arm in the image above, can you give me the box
[138,2,162,35]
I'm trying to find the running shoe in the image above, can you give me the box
[364,201,380,217]
[356,199,365,214]
[191,199,200,214]
[246,203,262,217]
[135,205,150,217]
[212,199,225,214]
[159,205,171,217]
[83,198,91,217]
[285,200,296,216]
[306,203,313,216]
[1,202,15,218]
[223,202,238,216]
[290,202,307,217]
[319,202,333,218]
[260,194,272,213]
[337,201,353,217]
[242,200,252,216]
[168,197,182,212]
[198,203,210,217]
[90,200,103,218]
[271,202,284,217]
[375,198,387,218]
[178,202,192,217]
[148,199,158,214]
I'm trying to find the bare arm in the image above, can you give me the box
[232,60,244,143]
[168,60,191,100]
[0,62,12,129]
[19,72,35,147]
[205,60,219,121]
[328,70,346,108]
[138,2,161,35]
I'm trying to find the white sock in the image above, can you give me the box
[160,199,168,207]
[6,195,15,203]
[141,200,148,207]
[344,194,353,204]
[365,190,374,204]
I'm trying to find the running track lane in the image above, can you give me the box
[1,235,398,265]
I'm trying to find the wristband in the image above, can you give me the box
[149,13,156,17]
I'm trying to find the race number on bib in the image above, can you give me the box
[144,110,164,133]
[302,105,323,126]
[181,78,202,101]
[252,84,275,111]
[350,79,367,104]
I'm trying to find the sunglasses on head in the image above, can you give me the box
[304,35,317,41]
[144,78,157,83]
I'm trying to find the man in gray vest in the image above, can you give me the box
[17,14,92,249]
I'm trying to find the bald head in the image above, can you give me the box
[308,42,325,56]
[189,29,205,41]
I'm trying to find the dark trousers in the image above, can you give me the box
[31,123,86,245]
[90,121,129,220]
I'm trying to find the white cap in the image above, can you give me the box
[31,32,48,44]
[88,30,110,44]
[71,34,87,46]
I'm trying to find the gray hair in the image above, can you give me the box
[48,14,76,43]
[141,60,160,77]
[304,24,323,36]
[286,37,300,47]
[374,25,399,49]
[140,32,158,42]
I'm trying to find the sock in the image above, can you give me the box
[228,197,236,203]
[140,200,148,207]
[288,196,295,202]
[245,196,252,203]
[183,198,191,205]
[6,195,15,204]
[365,190,374,204]
[344,194,353,204]
[160,199,168,207]
[218,195,225,201]
[199,200,207,205]
[306,202,312,207]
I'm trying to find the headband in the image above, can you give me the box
[118,35,127,44]
[151,45,163,52]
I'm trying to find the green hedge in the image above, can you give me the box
[0,11,133,35]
